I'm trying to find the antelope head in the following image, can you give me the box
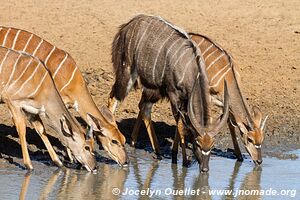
[87,106,128,167]
[60,114,96,171]
[188,81,230,173]
[236,107,268,165]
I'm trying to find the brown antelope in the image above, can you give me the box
[108,14,230,172]
[124,31,268,166]
[0,46,96,171]
[189,33,268,165]
[0,26,128,166]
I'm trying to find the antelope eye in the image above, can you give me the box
[112,139,119,145]
[85,145,91,151]
[247,138,253,143]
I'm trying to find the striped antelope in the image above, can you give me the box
[108,14,229,171]
[190,33,268,165]
[0,46,96,171]
[0,26,128,166]
[127,32,268,165]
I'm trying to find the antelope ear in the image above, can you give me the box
[100,105,116,125]
[60,115,73,137]
[86,113,102,132]
[252,106,262,127]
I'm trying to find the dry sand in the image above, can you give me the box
[0,0,299,159]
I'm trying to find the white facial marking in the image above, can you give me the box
[254,145,261,149]
[201,150,211,156]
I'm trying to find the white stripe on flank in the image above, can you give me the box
[178,56,194,85]
[178,59,194,86]
[211,63,230,82]
[11,30,21,49]
[28,70,48,98]
[0,50,10,73]
[197,38,205,47]
[135,19,155,61]
[32,39,44,56]
[160,37,183,82]
[204,49,218,62]
[210,64,231,88]
[127,22,140,64]
[44,46,56,65]
[152,29,174,83]
[59,66,77,92]
[2,28,11,46]
[202,44,213,56]
[172,47,189,68]
[53,53,68,78]
[13,62,41,97]
[206,52,225,71]
[22,34,33,51]
[140,21,167,72]
[5,54,22,88]
[9,58,33,88]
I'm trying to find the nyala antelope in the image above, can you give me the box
[190,33,268,165]
[108,14,229,172]
[123,31,268,166]
[0,46,96,171]
[0,26,128,166]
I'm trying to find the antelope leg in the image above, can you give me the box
[172,130,180,164]
[228,119,243,161]
[131,111,143,147]
[6,100,33,170]
[31,119,63,167]
[143,117,161,157]
[177,117,188,166]
[107,96,118,114]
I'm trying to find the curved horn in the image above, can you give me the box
[231,66,255,130]
[260,115,269,130]
[208,80,230,137]
[188,74,204,135]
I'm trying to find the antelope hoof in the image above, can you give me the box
[152,153,162,160]
[237,156,244,162]
[25,163,33,171]
[54,159,64,167]
[130,140,136,147]
[182,159,191,168]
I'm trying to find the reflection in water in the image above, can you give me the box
[224,161,242,200]
[189,171,211,200]
[237,166,262,200]
[16,156,297,200]
[19,172,31,200]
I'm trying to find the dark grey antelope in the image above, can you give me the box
[190,33,268,165]
[108,14,229,171]
[126,32,268,166]
[0,46,96,171]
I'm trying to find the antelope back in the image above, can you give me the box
[189,33,241,93]
[0,47,53,99]
[0,26,84,94]
[113,15,208,97]
[0,46,96,171]
[0,27,128,166]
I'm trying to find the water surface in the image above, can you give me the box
[0,150,299,200]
